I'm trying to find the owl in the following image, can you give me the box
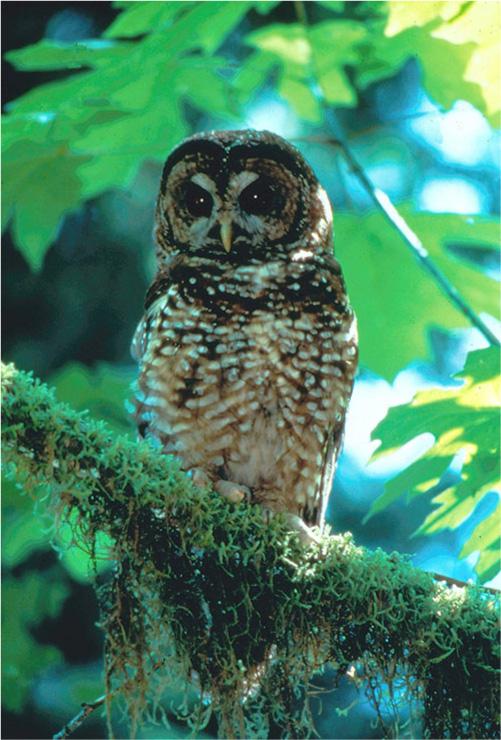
[132,130,358,542]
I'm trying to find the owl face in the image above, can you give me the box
[155,130,333,264]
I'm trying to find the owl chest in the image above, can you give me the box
[146,299,336,448]
[146,307,327,483]
[158,306,323,402]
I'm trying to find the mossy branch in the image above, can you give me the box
[2,364,500,739]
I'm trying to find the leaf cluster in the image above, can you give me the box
[3,1,499,270]
[371,347,500,584]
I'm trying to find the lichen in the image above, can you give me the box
[2,364,499,738]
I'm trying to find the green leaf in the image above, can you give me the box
[176,59,239,119]
[1,478,51,568]
[309,20,367,105]
[104,1,185,38]
[71,93,187,198]
[316,1,346,12]
[380,1,499,122]
[49,361,136,434]
[71,99,180,159]
[7,5,241,118]
[2,573,68,712]
[247,20,364,110]
[109,1,253,53]
[0,2,260,272]
[459,498,500,582]
[3,1,245,260]
[384,1,462,38]
[190,1,254,54]
[310,19,368,66]
[253,0,281,15]
[247,23,311,71]
[418,33,486,115]
[336,208,500,378]
[3,139,86,271]
[367,454,454,518]
[76,154,141,199]
[316,66,355,106]
[357,22,486,114]
[369,347,501,583]
[431,1,501,121]
[233,50,277,103]
[278,74,322,122]
[5,68,107,115]
[5,39,134,71]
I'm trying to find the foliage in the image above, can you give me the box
[50,361,135,435]
[2,364,500,738]
[370,347,500,583]
[1,361,133,724]
[385,0,500,118]
[337,210,499,377]
[3,0,499,270]
[2,569,68,712]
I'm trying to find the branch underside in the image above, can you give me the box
[2,364,499,739]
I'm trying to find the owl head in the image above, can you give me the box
[155,129,333,265]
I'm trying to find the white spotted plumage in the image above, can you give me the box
[132,129,358,531]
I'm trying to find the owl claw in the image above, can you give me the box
[214,480,251,504]
[187,469,251,504]
[187,467,211,489]
[282,513,322,546]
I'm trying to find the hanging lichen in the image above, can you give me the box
[2,364,499,739]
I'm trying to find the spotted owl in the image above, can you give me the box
[132,129,358,541]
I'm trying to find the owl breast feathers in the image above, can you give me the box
[132,129,358,532]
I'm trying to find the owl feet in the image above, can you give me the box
[185,467,251,505]
[186,467,212,488]
[214,480,252,504]
[282,513,322,546]
[185,469,318,545]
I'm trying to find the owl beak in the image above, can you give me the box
[220,220,233,253]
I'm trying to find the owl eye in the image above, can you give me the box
[239,178,282,216]
[183,181,213,218]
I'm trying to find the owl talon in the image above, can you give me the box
[215,480,251,504]
[187,468,211,489]
[281,513,322,546]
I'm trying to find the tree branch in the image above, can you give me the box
[326,134,499,347]
[53,694,106,740]
[431,570,499,596]
[2,364,500,738]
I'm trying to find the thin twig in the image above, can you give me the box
[330,135,499,348]
[294,1,500,349]
[53,694,107,740]
[431,571,499,596]
[52,658,167,740]
[293,0,308,25]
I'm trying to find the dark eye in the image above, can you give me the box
[239,178,282,216]
[183,181,213,218]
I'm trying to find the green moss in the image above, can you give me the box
[2,364,500,738]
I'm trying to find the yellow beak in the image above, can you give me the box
[220,220,233,253]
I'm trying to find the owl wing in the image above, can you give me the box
[313,416,345,529]
[130,271,174,438]
[130,315,148,363]
[313,255,358,529]
[130,268,175,363]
